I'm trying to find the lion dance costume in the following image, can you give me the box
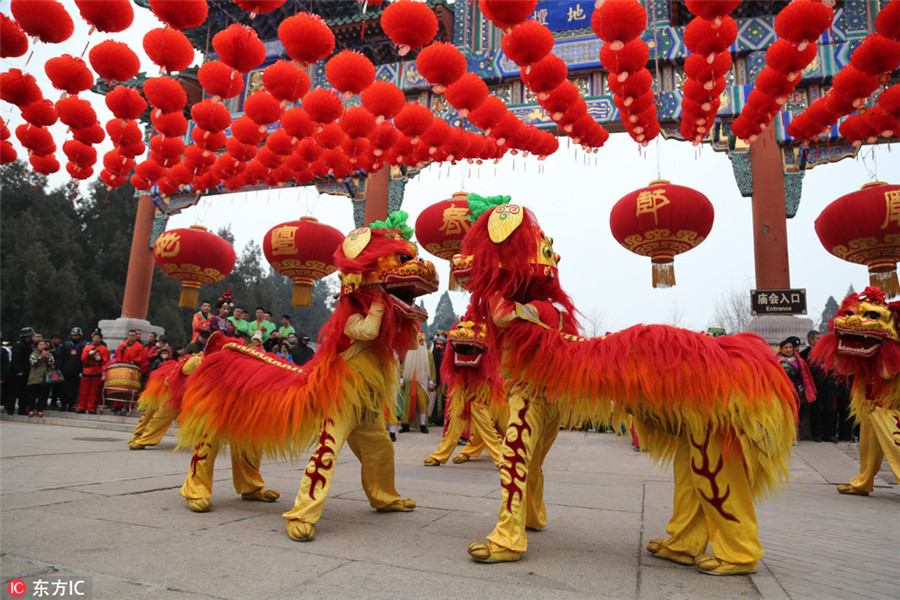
[810,286,900,496]
[424,315,506,467]
[174,212,439,542]
[453,195,796,575]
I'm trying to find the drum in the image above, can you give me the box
[103,362,141,401]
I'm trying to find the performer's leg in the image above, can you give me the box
[128,407,156,447]
[524,402,559,531]
[87,377,102,412]
[132,404,177,448]
[467,401,504,466]
[346,415,414,511]
[180,438,220,512]
[868,406,900,482]
[457,431,485,460]
[400,383,412,430]
[469,388,543,562]
[426,408,470,465]
[647,433,707,565]
[282,417,355,541]
[690,430,762,575]
[840,409,883,494]
[231,445,279,502]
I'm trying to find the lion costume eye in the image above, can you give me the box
[865,311,882,320]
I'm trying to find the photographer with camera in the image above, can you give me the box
[77,331,110,414]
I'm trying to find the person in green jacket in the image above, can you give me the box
[248,307,276,343]
[26,339,55,418]
[278,314,296,339]
[228,307,251,343]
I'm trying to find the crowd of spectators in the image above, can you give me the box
[1,302,318,418]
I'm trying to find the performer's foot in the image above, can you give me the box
[400,424,410,433]
[837,484,869,496]
[128,441,146,450]
[696,554,757,576]
[468,541,520,563]
[286,520,316,542]
[424,456,442,466]
[646,538,695,566]
[389,432,396,442]
[376,498,416,512]
[241,488,280,502]
[451,454,470,464]
[186,498,212,512]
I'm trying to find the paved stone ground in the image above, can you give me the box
[1,412,897,600]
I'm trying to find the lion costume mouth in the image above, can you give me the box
[380,258,439,321]
[834,329,888,357]
[451,339,486,367]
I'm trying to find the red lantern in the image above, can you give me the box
[10,0,74,44]
[263,60,310,103]
[326,50,376,98]
[416,42,467,94]
[590,0,646,50]
[56,96,97,130]
[143,77,187,115]
[243,90,283,125]
[143,28,194,73]
[1,14,29,58]
[467,95,508,132]
[45,54,94,96]
[191,99,233,133]
[148,0,208,31]
[0,140,16,165]
[684,0,740,24]
[0,69,42,107]
[415,192,473,260]
[877,0,900,41]
[361,81,405,122]
[29,153,59,175]
[262,217,344,306]
[501,21,554,67]
[106,86,147,120]
[198,61,244,100]
[609,180,714,288]
[89,41,140,83]
[72,122,105,146]
[816,182,900,296]
[774,0,834,50]
[340,106,376,139]
[153,226,236,308]
[278,13,335,67]
[522,53,568,99]
[479,0,537,31]
[850,33,900,76]
[15,124,56,156]
[831,65,881,108]
[444,73,489,117]
[213,24,266,74]
[683,16,737,61]
[394,102,434,140]
[106,119,141,147]
[381,0,439,56]
[151,110,188,137]
[302,87,344,127]
[234,0,286,17]
[63,140,97,167]
[74,0,134,33]
[21,99,58,127]
[280,107,315,140]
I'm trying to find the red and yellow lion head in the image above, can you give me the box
[811,286,900,387]
[441,313,501,392]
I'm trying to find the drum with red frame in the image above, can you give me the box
[102,362,141,413]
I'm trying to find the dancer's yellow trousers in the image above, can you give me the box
[180,439,267,500]
[129,405,176,447]
[428,393,504,466]
[660,429,762,565]
[400,382,428,423]
[486,387,559,552]
[282,411,403,526]
[845,405,900,493]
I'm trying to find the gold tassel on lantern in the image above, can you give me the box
[651,256,675,288]
[179,282,201,308]
[292,278,313,306]
[869,262,900,297]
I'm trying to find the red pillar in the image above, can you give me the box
[121,193,156,319]
[363,166,391,226]
[749,127,790,289]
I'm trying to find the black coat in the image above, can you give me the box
[10,339,32,375]
[56,339,86,377]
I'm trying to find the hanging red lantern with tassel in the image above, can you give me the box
[326,50,376,98]
[213,23,266,74]
[609,180,714,288]
[380,0,439,56]
[590,0,646,50]
[74,0,134,33]
[21,99,58,128]
[444,73,489,117]
[501,21,554,67]
[815,182,900,297]
[10,0,74,44]
[479,0,537,32]
[143,28,195,73]
[89,41,140,83]
[774,0,834,51]
[394,102,434,141]
[105,87,147,120]
[302,87,345,127]
[262,217,344,306]
[0,69,42,107]
[45,54,94,96]
[147,0,208,30]
[1,14,29,58]
[278,13,335,67]
[153,226,236,308]
[361,80,405,122]
[416,42,468,94]
[198,61,245,101]
[414,192,473,261]
[263,60,310,103]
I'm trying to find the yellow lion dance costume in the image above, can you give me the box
[810,286,900,496]
[173,211,438,542]
[452,194,796,575]
[424,314,507,467]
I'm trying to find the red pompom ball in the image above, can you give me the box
[502,21,555,67]
[479,0,537,31]
[326,51,376,97]
[105,87,147,120]
[213,24,266,73]
[278,13,335,66]
[143,77,187,114]
[381,0,439,55]
[416,42,467,94]
[198,61,245,100]
[74,0,134,33]
[148,0,208,30]
[144,28,195,73]
[11,0,74,44]
[89,41,140,82]
[263,60,311,103]
[243,90,284,126]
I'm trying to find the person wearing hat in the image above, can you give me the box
[78,331,110,414]
[209,291,236,337]
[289,334,315,366]
[4,327,35,415]
[777,336,816,442]
[248,330,264,348]
[56,327,86,412]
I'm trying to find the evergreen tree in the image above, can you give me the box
[818,296,840,332]
[429,291,458,337]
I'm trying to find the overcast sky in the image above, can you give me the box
[3,1,898,333]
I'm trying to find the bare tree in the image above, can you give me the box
[711,286,752,334]
[581,309,606,337]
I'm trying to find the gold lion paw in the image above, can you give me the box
[241,488,280,502]
[286,521,316,542]
[467,541,520,563]
[187,498,212,513]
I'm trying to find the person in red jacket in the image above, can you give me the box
[114,330,147,413]
[191,301,213,342]
[77,331,110,414]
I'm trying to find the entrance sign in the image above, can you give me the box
[750,289,807,315]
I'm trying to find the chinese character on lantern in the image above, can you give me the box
[635,188,671,225]
[270,225,299,255]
